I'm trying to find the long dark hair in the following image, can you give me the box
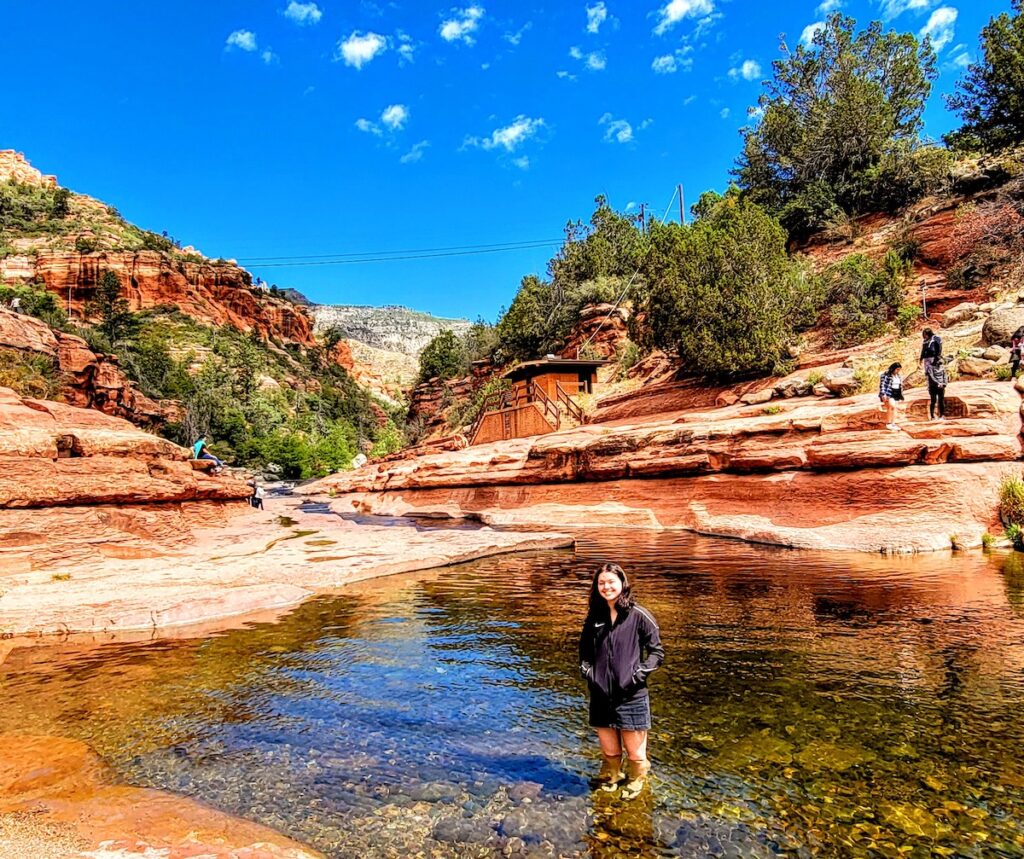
[588,563,636,618]
[883,362,902,377]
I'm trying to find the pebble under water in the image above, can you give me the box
[3,529,1024,858]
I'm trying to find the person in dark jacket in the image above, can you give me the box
[579,563,664,799]
[919,328,942,371]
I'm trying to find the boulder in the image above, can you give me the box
[740,388,774,405]
[775,378,811,399]
[822,368,859,398]
[941,302,979,329]
[982,307,1024,346]
[715,390,740,408]
[980,302,999,313]
[812,382,830,397]
[958,357,996,377]
[983,346,1007,362]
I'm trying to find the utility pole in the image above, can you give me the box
[639,203,646,234]
[678,184,685,225]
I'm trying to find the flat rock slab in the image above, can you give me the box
[0,735,323,858]
[0,502,574,637]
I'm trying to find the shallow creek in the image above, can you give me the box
[3,529,1024,858]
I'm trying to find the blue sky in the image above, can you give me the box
[0,0,1011,320]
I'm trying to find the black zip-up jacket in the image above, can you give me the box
[579,604,665,702]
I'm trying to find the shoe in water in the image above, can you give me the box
[593,755,625,791]
[620,759,650,801]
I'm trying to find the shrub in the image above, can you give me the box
[822,252,910,346]
[950,533,964,551]
[996,364,1014,381]
[895,303,922,337]
[74,235,98,254]
[0,348,63,399]
[982,532,996,549]
[0,283,66,328]
[637,191,819,380]
[1000,473,1024,527]
[1007,523,1024,551]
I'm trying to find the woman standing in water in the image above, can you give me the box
[579,563,664,799]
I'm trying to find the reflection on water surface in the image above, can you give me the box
[3,530,1024,857]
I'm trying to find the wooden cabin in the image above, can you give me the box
[469,357,606,445]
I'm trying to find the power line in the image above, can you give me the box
[237,238,564,263]
[247,241,564,268]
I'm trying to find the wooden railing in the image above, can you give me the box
[468,381,562,443]
[554,382,585,424]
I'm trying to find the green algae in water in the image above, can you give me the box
[3,531,1024,858]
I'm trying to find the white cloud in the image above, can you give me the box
[800,22,825,47]
[336,32,388,68]
[381,104,409,130]
[512,156,530,170]
[879,0,934,20]
[653,0,714,36]
[728,59,761,81]
[586,2,608,33]
[720,107,731,118]
[261,49,277,64]
[682,94,697,105]
[651,46,693,73]
[599,113,641,143]
[504,22,532,45]
[440,6,485,44]
[556,70,577,80]
[396,31,417,64]
[465,115,545,151]
[355,118,382,136]
[652,54,677,73]
[569,46,606,71]
[400,141,430,163]
[816,0,841,12]
[945,42,971,70]
[283,1,322,25]
[919,6,957,52]
[226,30,258,52]
[625,201,637,211]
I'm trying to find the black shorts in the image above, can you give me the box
[589,692,651,730]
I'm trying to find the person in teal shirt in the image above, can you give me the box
[192,436,224,470]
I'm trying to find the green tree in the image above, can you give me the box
[735,13,936,236]
[50,187,71,219]
[637,192,817,379]
[945,1,1024,152]
[88,270,137,345]
[418,329,467,382]
[494,275,553,362]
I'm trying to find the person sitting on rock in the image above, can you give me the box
[878,363,902,431]
[248,481,265,509]
[192,436,224,472]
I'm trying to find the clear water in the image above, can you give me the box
[3,530,1024,858]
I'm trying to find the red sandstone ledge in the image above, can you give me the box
[305,381,1024,553]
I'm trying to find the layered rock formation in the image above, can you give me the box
[308,381,1023,553]
[560,303,630,359]
[0,386,245,508]
[1,250,317,346]
[0,307,176,426]
[0,149,56,187]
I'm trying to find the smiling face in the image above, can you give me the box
[597,570,623,604]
